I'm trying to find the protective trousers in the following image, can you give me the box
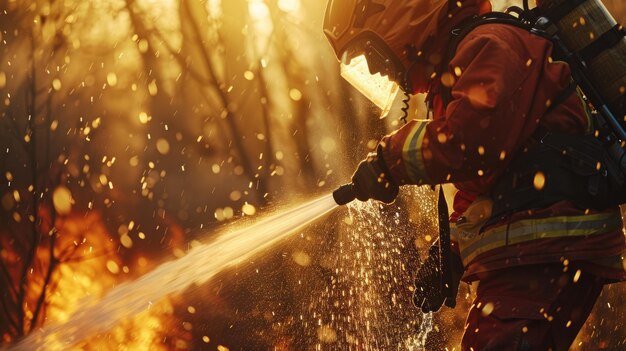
[461,263,604,351]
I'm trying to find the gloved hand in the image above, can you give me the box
[413,244,464,313]
[351,145,399,203]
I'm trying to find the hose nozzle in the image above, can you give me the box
[333,184,357,205]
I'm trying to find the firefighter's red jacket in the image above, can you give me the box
[381,23,626,282]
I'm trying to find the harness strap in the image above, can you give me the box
[579,24,626,64]
[541,0,587,23]
[544,81,578,116]
[490,132,609,217]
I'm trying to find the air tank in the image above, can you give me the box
[539,0,626,120]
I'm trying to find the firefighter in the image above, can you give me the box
[324,0,626,350]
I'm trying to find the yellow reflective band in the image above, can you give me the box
[458,211,623,266]
[402,120,430,184]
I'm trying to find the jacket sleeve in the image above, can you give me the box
[381,30,541,186]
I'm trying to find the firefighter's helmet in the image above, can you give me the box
[324,0,448,85]
[324,0,491,106]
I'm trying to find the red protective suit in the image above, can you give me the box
[380,22,626,350]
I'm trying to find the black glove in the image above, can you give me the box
[412,244,464,313]
[351,145,399,203]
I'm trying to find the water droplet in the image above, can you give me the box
[52,78,62,91]
[242,203,256,216]
[53,186,73,215]
[481,302,494,316]
[533,172,546,191]
[289,88,303,101]
[156,138,170,155]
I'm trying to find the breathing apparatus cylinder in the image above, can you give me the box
[538,0,626,120]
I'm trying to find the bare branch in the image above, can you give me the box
[14,30,41,336]
[147,24,215,87]
[56,237,86,264]
[0,249,17,298]
[0,294,19,335]
[2,113,30,154]
[29,234,57,333]
[181,0,269,203]
[0,256,18,299]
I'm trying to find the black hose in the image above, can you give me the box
[399,90,410,125]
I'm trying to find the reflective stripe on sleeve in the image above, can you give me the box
[402,120,431,184]
[457,211,623,266]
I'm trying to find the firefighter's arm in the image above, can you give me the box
[381,31,533,185]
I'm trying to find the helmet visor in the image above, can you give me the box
[340,54,400,117]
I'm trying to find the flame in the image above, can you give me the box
[2,211,188,350]
[46,213,181,350]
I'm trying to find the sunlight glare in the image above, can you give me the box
[207,0,222,18]
[248,0,270,21]
[248,0,273,54]
[278,0,301,13]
